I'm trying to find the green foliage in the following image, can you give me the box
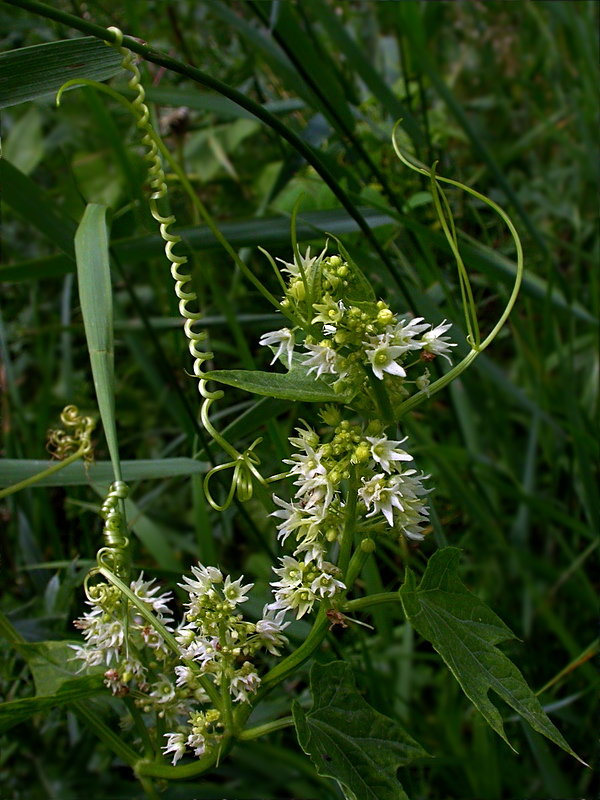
[0,36,122,108]
[209,362,351,403]
[0,639,103,733]
[398,548,581,761]
[293,661,427,800]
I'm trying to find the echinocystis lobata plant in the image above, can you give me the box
[7,24,581,800]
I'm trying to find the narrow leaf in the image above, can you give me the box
[0,37,122,108]
[398,547,584,762]
[293,661,428,800]
[0,458,210,487]
[75,204,121,480]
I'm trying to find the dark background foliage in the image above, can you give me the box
[1,1,597,798]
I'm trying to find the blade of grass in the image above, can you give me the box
[0,36,122,108]
[74,204,121,482]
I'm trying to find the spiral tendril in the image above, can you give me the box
[95,480,130,578]
[104,28,267,506]
[105,27,217,401]
[47,404,95,462]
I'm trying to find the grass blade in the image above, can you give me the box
[0,36,122,108]
[74,203,121,481]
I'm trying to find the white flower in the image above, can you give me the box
[270,495,307,545]
[259,328,296,369]
[150,675,176,704]
[230,664,261,703]
[163,732,187,765]
[255,606,290,655]
[310,570,345,599]
[270,555,304,588]
[269,556,344,619]
[130,572,172,616]
[366,434,413,473]
[180,564,223,597]
[269,586,315,619]
[302,341,340,378]
[292,537,327,564]
[174,665,195,688]
[311,294,345,326]
[276,244,328,278]
[365,333,407,380]
[389,317,429,352]
[358,473,406,527]
[421,320,456,363]
[223,575,253,605]
[187,732,207,757]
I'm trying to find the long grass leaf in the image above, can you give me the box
[0,36,122,108]
[0,458,211,487]
[74,204,121,481]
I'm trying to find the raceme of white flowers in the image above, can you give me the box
[71,568,290,764]
[258,247,454,621]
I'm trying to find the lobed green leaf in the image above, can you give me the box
[293,661,428,800]
[398,548,584,762]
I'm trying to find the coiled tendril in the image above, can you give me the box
[105,28,272,508]
[105,27,215,400]
[82,479,130,602]
[47,404,95,462]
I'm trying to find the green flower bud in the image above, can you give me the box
[377,308,394,325]
[361,538,376,553]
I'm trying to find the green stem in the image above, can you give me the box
[344,546,370,590]
[135,734,234,779]
[342,592,402,613]
[338,474,358,578]
[123,695,155,759]
[366,371,396,429]
[137,776,162,800]
[260,606,329,691]
[260,548,371,694]
[0,449,84,499]
[237,715,294,741]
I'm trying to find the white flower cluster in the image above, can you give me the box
[259,248,456,404]
[71,573,175,697]
[267,416,430,622]
[72,565,290,766]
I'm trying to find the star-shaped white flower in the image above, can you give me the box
[366,434,413,473]
[163,732,187,765]
[302,342,340,378]
[365,334,407,380]
[223,574,253,605]
[421,320,456,363]
[259,327,296,369]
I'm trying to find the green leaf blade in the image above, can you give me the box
[0,36,122,108]
[209,364,351,403]
[293,661,427,800]
[75,203,121,481]
[398,548,584,762]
